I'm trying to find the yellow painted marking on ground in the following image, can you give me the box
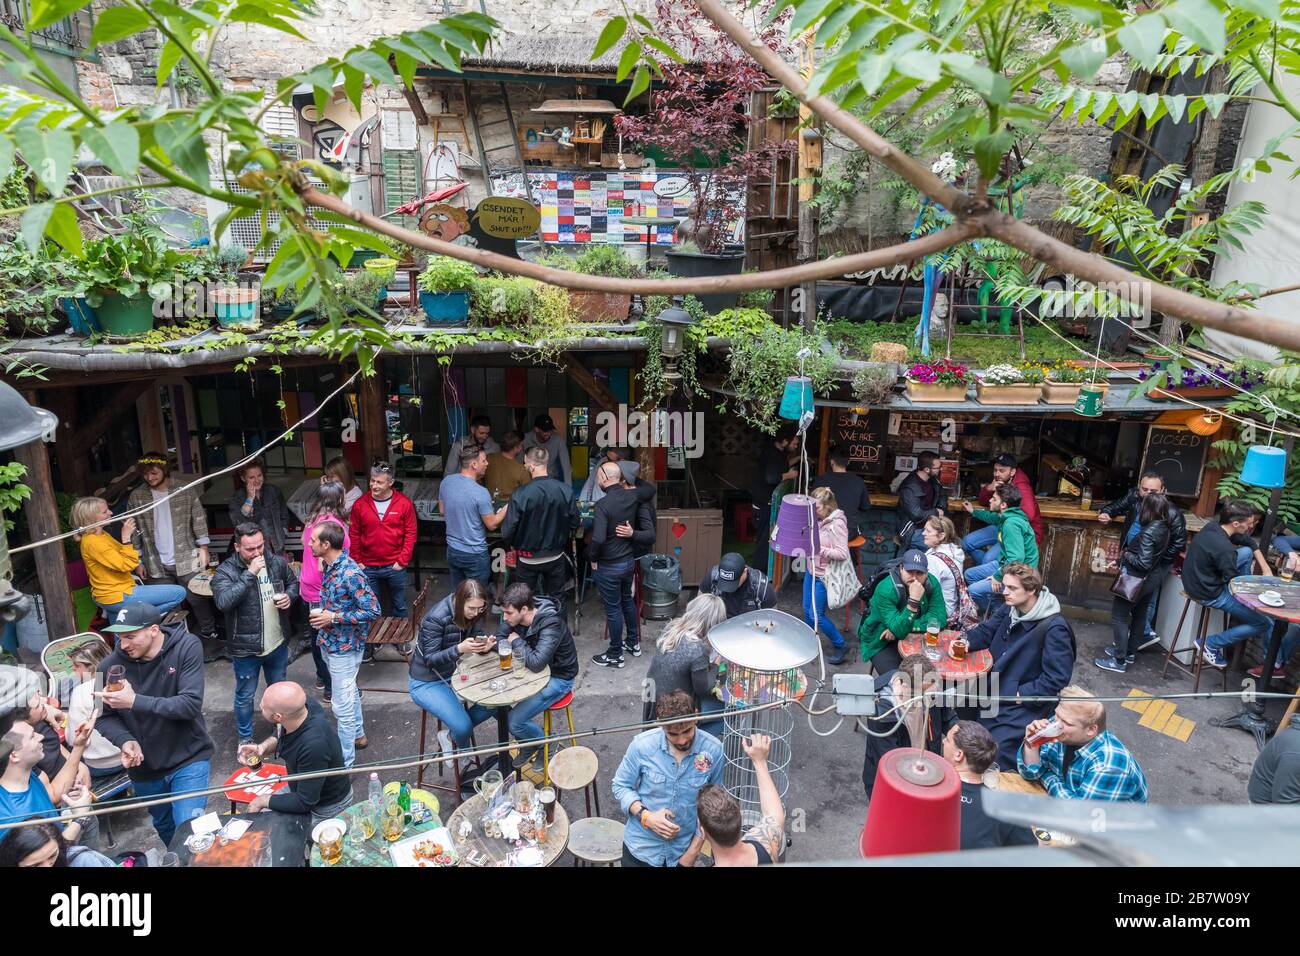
[1139,698,1176,733]
[1122,689,1154,715]
[1166,714,1196,742]
[1123,688,1195,741]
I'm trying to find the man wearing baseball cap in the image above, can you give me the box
[857,549,946,674]
[522,414,572,487]
[699,553,776,620]
[95,601,214,846]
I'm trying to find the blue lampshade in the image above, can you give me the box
[779,376,814,420]
[1241,444,1288,489]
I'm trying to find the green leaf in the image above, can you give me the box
[392,50,416,88]
[1117,13,1167,68]
[19,202,52,250]
[1233,0,1280,16]
[895,49,941,83]
[616,40,640,82]
[0,135,12,182]
[154,120,210,190]
[627,65,651,103]
[342,63,365,110]
[15,124,72,196]
[856,52,894,95]
[643,36,685,64]
[227,6,306,39]
[81,122,139,178]
[1165,93,1188,123]
[345,49,395,86]
[593,16,626,59]
[156,39,184,87]
[90,5,151,46]
[27,0,86,30]
[789,0,841,34]
[942,53,1011,104]
[1061,38,1108,80]
[935,0,964,30]
[843,16,891,52]
[1166,0,1226,54]
[816,3,860,44]
[974,128,1014,180]
[407,32,459,72]
[44,201,81,256]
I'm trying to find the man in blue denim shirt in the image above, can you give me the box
[612,690,725,866]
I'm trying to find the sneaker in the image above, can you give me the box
[591,652,625,669]
[1093,655,1128,674]
[1136,633,1161,652]
[354,735,369,750]
[626,641,642,658]
[362,646,375,663]
[512,746,541,771]
[437,729,454,754]
[315,679,325,691]
[322,689,332,704]
[1196,638,1226,669]
[1104,646,1136,664]
[1248,663,1288,680]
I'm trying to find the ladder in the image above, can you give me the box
[461,78,534,204]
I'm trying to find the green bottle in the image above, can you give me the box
[398,781,411,824]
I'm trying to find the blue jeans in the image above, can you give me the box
[409,675,488,748]
[470,675,575,744]
[964,560,1000,611]
[101,583,189,618]
[698,694,725,738]
[363,565,408,618]
[961,524,1002,565]
[594,558,637,654]
[1203,589,1272,654]
[131,759,211,847]
[324,646,365,767]
[309,629,330,692]
[232,641,289,741]
[1274,535,1300,554]
[1276,624,1300,667]
[803,573,845,648]
[447,547,491,590]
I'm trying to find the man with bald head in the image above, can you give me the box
[241,681,352,823]
[590,459,657,667]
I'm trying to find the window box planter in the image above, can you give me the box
[419,290,470,324]
[975,382,1042,405]
[906,380,968,403]
[568,290,632,323]
[1150,385,1237,401]
[1041,381,1109,404]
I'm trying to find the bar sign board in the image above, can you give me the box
[832,409,888,475]
[1139,425,1210,498]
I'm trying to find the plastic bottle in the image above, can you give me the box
[368,772,382,812]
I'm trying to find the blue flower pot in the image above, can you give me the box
[419,290,469,324]
[61,297,100,335]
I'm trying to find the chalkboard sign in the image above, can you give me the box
[1139,425,1210,498]
[830,409,888,475]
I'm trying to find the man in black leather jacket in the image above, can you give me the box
[1098,472,1186,653]
[211,522,300,744]
[501,446,580,612]
[896,451,948,550]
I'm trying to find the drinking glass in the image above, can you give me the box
[474,769,503,801]
[382,799,404,842]
[356,802,377,841]
[106,665,126,693]
[1027,719,1062,748]
[538,787,557,824]
[498,640,513,671]
[318,825,344,865]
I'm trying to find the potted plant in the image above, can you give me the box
[1143,360,1264,400]
[78,228,184,337]
[205,243,260,327]
[417,255,477,324]
[1040,363,1110,404]
[545,245,639,323]
[906,359,969,402]
[468,275,533,327]
[612,1,794,313]
[976,364,1042,404]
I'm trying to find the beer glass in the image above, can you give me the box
[474,769,503,801]
[318,824,344,865]
[1282,556,1296,583]
[1027,718,1063,748]
[106,665,125,693]
[511,780,535,815]
[924,625,941,661]
[949,639,968,661]
[498,640,513,671]
[239,743,261,769]
[539,787,557,824]
[382,798,404,842]
[356,802,377,841]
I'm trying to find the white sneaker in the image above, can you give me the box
[437,729,454,754]
[1136,633,1161,652]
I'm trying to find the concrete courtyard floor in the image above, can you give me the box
[101,581,1270,864]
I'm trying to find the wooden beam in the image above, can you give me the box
[65,380,153,457]
[41,390,88,495]
[559,352,620,413]
[358,363,388,466]
[400,81,429,126]
[13,439,77,642]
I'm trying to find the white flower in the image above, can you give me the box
[931,151,959,182]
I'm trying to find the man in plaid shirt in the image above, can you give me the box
[308,522,381,768]
[1017,685,1148,802]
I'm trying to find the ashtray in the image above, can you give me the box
[185,833,215,853]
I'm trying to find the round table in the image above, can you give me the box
[898,630,993,681]
[568,817,624,866]
[1214,576,1300,748]
[453,649,550,777]
[308,800,443,867]
[446,790,569,867]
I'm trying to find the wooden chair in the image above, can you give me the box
[365,580,430,662]
[416,711,480,799]
[1161,592,1230,693]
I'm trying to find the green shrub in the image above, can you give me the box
[470,276,533,325]
[418,255,478,293]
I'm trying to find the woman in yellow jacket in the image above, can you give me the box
[73,497,188,618]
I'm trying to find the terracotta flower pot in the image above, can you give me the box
[568,290,632,323]
[1150,385,1236,401]
[976,382,1042,405]
[906,380,968,402]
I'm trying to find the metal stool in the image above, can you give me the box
[548,744,600,817]
[1161,592,1230,693]
[541,691,578,786]
[568,817,624,866]
[416,710,480,797]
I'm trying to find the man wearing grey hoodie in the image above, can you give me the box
[962,563,1076,766]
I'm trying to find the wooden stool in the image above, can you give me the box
[1161,592,1230,693]
[417,710,479,797]
[548,745,600,817]
[541,692,578,786]
[569,817,624,867]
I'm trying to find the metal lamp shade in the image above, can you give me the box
[778,376,814,420]
[1242,444,1288,488]
[707,608,820,673]
[0,381,56,451]
[770,494,819,557]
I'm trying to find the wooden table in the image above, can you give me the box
[453,649,550,777]
[1216,575,1300,748]
[446,790,569,867]
[995,771,1047,795]
[308,800,443,867]
[222,762,288,813]
[568,817,623,866]
[548,745,600,816]
[898,630,993,682]
[170,811,310,867]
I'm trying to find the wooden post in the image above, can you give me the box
[358,362,388,466]
[817,406,832,474]
[40,390,88,495]
[796,32,820,333]
[13,438,76,642]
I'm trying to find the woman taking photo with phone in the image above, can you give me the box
[408,579,494,751]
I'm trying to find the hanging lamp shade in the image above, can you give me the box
[1241,444,1288,488]
[770,494,819,557]
[1187,413,1223,437]
[778,376,814,421]
[861,749,960,858]
[1072,384,1104,418]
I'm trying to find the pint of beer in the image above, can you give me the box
[924,625,941,647]
[318,825,344,865]
[106,665,125,693]
[1027,718,1063,748]
[498,641,513,671]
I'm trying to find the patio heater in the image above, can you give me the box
[707,609,819,829]
[0,382,58,624]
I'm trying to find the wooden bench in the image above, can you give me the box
[365,580,429,662]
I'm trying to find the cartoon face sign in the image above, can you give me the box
[420,204,470,241]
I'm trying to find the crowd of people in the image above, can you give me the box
[3,430,1296,868]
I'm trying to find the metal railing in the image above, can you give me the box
[0,0,80,49]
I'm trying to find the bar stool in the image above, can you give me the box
[568,817,623,867]
[1161,591,1230,693]
[541,691,578,786]
[548,744,601,817]
[416,710,480,796]
[844,535,867,630]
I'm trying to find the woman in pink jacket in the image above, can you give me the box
[804,486,852,664]
[301,480,351,703]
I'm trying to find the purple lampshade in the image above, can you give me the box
[770,494,820,557]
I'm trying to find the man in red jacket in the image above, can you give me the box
[348,462,417,658]
[962,453,1043,564]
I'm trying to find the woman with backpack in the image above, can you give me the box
[803,487,854,665]
[1095,491,1176,674]
[923,515,978,630]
